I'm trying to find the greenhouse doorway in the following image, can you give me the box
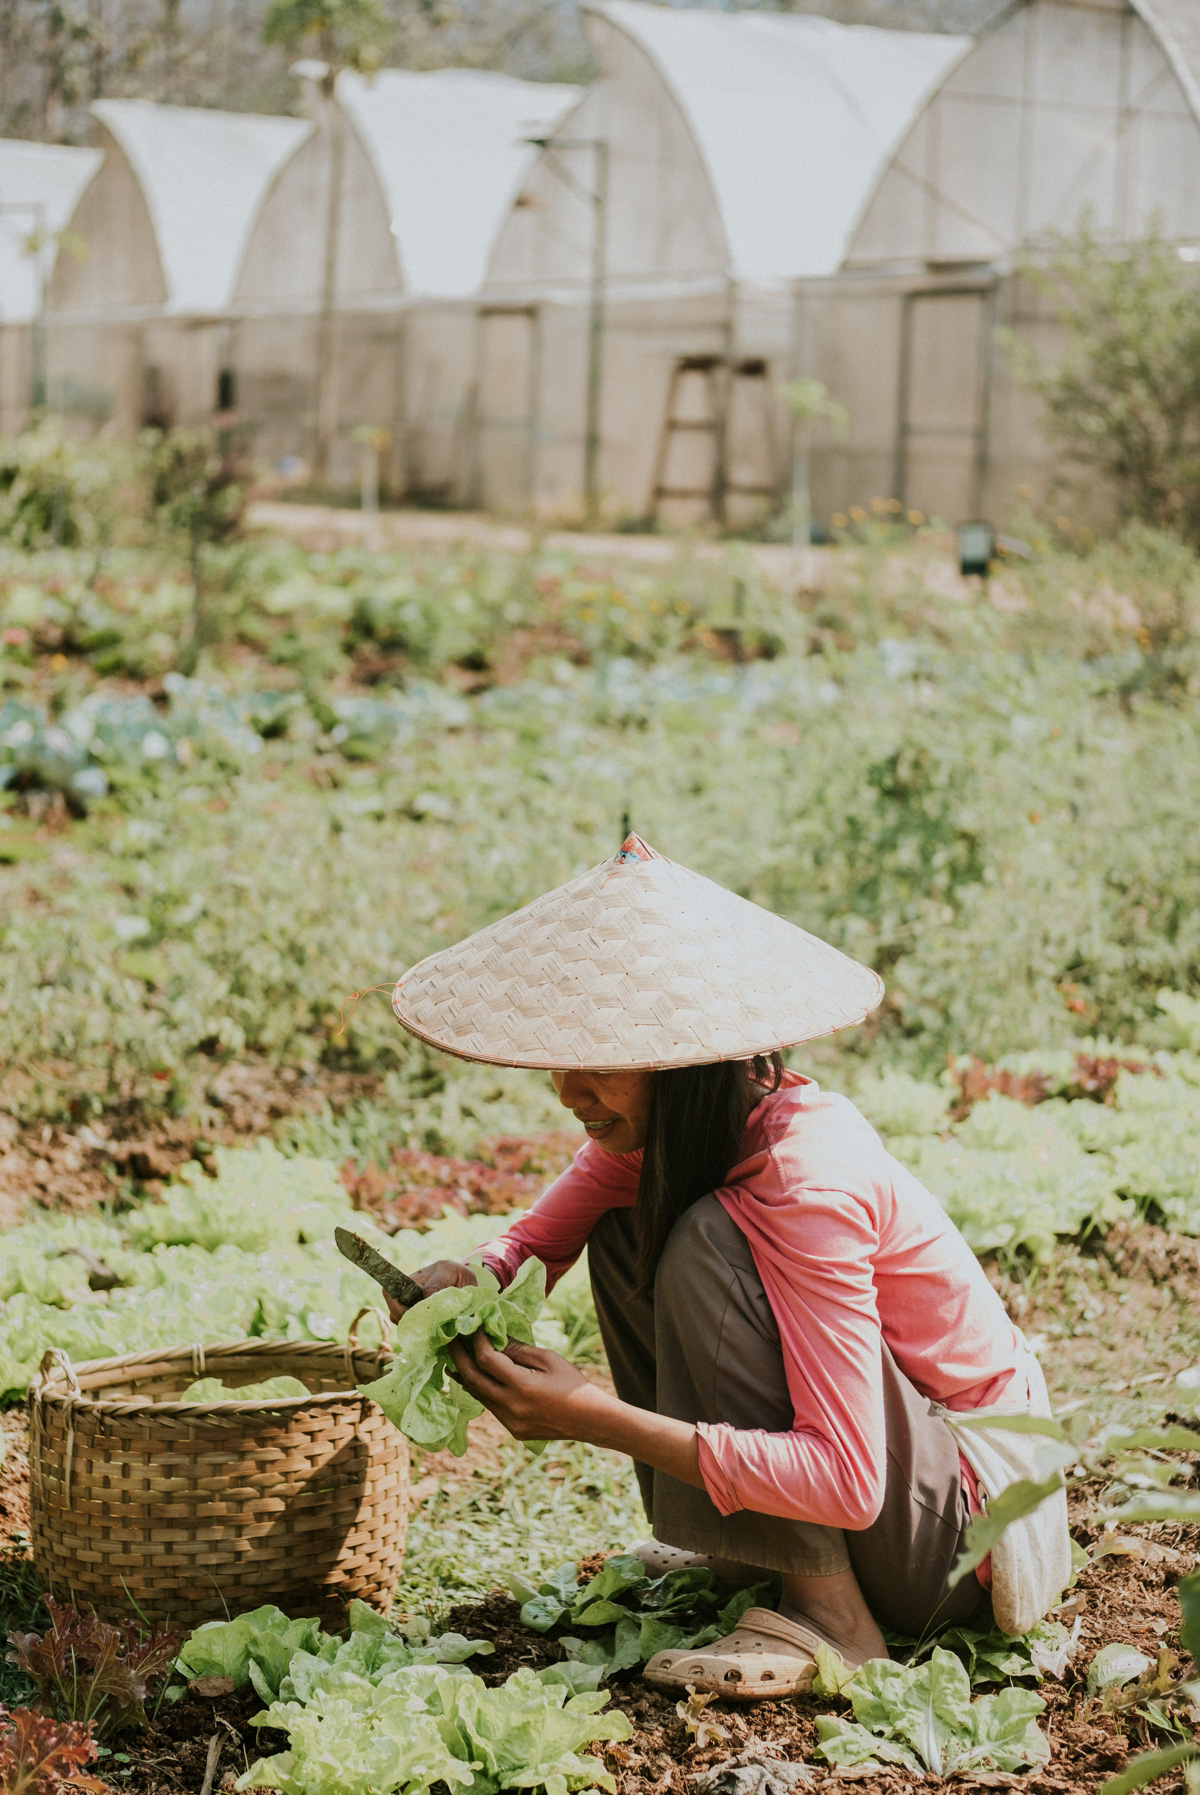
[894,286,995,525]
[476,306,540,515]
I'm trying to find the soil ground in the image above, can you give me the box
[29,1500,1193,1795]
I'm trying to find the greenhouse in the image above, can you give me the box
[803,0,1200,526]
[477,0,966,522]
[241,66,579,492]
[0,138,101,433]
[46,99,310,436]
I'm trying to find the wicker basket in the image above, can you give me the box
[28,1313,409,1628]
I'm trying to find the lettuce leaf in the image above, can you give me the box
[241,1660,632,1795]
[514,1556,774,1675]
[814,1648,1049,1778]
[360,1258,547,1455]
[176,1598,491,1704]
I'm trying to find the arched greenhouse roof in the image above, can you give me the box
[91,99,311,315]
[0,140,102,323]
[592,0,971,284]
[1132,0,1200,123]
[338,67,579,298]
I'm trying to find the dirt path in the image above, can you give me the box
[245,500,831,590]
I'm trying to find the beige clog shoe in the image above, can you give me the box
[643,1606,868,1702]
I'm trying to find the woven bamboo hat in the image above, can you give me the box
[392,835,883,1071]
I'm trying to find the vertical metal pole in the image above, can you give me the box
[525,304,542,514]
[892,290,914,510]
[314,89,344,484]
[789,280,810,548]
[583,139,608,526]
[973,277,1001,521]
[32,258,47,412]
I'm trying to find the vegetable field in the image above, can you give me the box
[2,510,1200,1795]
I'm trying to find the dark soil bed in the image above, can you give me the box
[84,1510,1197,1795]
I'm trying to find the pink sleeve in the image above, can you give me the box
[696,1183,887,1532]
[478,1140,640,1294]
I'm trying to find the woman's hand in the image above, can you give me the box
[449,1331,706,1490]
[384,1258,477,1324]
[447,1333,604,1441]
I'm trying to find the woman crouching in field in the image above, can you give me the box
[386,835,1070,1698]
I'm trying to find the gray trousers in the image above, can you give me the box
[587,1196,989,1635]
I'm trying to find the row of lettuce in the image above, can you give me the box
[169,1580,1062,1792]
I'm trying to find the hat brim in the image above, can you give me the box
[392,839,883,1071]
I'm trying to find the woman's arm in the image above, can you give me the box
[476,1139,640,1292]
[448,1334,705,1489]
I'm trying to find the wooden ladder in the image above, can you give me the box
[650,355,726,522]
[649,355,777,525]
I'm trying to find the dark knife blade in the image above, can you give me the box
[334,1226,425,1309]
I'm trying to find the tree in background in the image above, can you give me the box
[0,0,589,141]
[1018,221,1200,550]
[141,427,245,671]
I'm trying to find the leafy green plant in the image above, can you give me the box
[0,425,128,552]
[935,1411,1200,1795]
[906,1616,1078,1686]
[176,1600,492,1706]
[813,1647,1050,1776]
[140,429,246,672]
[1016,221,1200,548]
[6,1599,179,1742]
[239,1659,632,1795]
[511,1554,775,1675]
[360,1257,546,1454]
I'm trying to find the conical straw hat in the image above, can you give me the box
[392,835,883,1071]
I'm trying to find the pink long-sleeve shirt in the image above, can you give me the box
[480,1072,1021,1533]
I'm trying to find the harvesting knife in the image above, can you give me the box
[334,1226,425,1309]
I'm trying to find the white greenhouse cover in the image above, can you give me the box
[1133,0,1200,123]
[92,99,311,315]
[0,141,102,324]
[339,67,579,298]
[596,0,971,283]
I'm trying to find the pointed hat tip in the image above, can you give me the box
[615,832,664,865]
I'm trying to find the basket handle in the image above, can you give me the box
[33,1348,81,1400]
[347,1306,393,1353]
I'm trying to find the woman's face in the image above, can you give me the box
[551,1068,654,1154]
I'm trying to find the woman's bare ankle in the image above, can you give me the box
[779,1569,888,1663]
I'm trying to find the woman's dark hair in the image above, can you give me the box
[635,1052,784,1294]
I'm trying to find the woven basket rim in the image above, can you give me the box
[30,1336,394,1418]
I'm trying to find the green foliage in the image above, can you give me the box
[813,1647,1049,1777]
[1019,221,1200,547]
[235,1644,633,1795]
[907,1618,1077,1686]
[0,423,128,551]
[6,1598,178,1742]
[511,1555,775,1676]
[361,1258,546,1455]
[175,1600,492,1707]
[393,1439,645,1624]
[208,1608,634,1795]
[262,0,390,71]
[9,530,1200,1170]
[0,1145,513,1399]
